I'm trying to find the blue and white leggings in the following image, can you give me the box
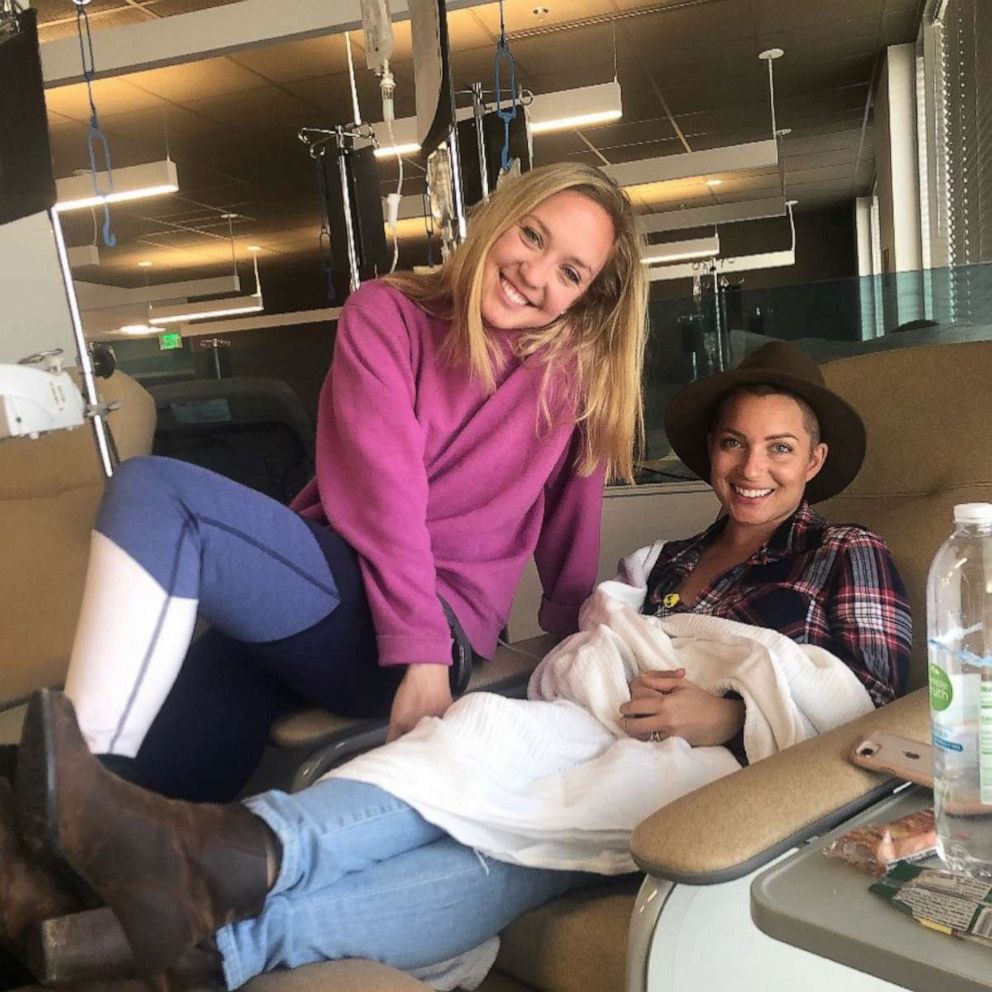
[64,455,403,800]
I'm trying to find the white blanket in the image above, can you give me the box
[326,585,874,876]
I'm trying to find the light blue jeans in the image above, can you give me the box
[216,779,599,988]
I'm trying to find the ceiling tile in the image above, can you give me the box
[227,35,349,85]
[617,0,756,50]
[36,4,151,43]
[780,129,865,156]
[586,117,676,148]
[509,23,618,74]
[475,0,616,36]
[881,6,923,45]
[126,57,271,103]
[45,77,168,121]
[752,0,887,35]
[661,70,769,117]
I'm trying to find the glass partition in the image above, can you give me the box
[98,260,992,493]
[636,260,992,486]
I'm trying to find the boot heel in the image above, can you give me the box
[23,907,134,986]
[15,691,101,908]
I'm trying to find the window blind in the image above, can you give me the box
[937,0,992,265]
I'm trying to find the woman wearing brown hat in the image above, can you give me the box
[620,341,911,751]
[0,344,911,990]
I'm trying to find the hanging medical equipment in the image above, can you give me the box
[298,4,400,300]
[356,3,403,272]
[71,0,117,247]
[410,0,467,255]
[299,122,388,301]
[492,0,520,180]
[0,5,116,473]
[0,0,23,47]
[456,86,533,208]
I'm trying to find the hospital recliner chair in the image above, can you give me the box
[254,339,992,992]
[0,371,156,744]
[9,340,992,991]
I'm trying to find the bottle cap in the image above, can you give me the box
[953,503,992,525]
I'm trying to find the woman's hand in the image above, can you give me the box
[619,670,745,747]
[387,663,454,742]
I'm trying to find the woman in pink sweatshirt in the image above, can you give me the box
[46,162,648,801]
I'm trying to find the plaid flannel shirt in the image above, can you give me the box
[643,501,912,707]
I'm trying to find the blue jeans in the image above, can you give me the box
[217,780,597,987]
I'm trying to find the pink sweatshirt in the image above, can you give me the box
[291,281,604,666]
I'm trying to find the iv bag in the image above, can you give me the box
[360,0,394,72]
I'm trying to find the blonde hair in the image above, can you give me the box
[384,163,648,482]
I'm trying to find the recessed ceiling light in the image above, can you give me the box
[138,260,153,267]
[705,179,723,187]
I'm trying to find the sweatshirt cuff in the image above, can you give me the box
[538,596,582,637]
[376,633,453,667]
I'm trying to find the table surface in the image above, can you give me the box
[751,786,992,992]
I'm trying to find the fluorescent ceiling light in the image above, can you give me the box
[642,233,720,265]
[119,324,156,336]
[372,117,421,158]
[375,141,421,159]
[148,254,262,326]
[602,139,777,188]
[370,80,623,158]
[147,295,263,325]
[638,197,787,235]
[75,275,242,311]
[67,244,100,269]
[647,248,795,282]
[54,159,179,213]
[528,80,623,134]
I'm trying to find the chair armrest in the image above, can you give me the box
[630,688,930,885]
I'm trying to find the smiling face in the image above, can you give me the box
[708,391,828,539]
[480,189,616,331]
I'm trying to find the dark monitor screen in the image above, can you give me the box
[0,8,56,225]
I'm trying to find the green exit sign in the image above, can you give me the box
[159,332,183,351]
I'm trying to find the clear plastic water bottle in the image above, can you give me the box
[928,502,992,876]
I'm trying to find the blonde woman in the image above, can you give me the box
[45,162,648,802]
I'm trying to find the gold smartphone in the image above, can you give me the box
[851,732,992,815]
[850,732,933,788]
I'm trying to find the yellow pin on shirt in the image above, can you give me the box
[663,592,681,608]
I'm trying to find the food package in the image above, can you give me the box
[824,807,937,876]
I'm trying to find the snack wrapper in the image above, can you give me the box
[824,808,937,876]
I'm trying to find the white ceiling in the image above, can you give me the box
[28,0,923,306]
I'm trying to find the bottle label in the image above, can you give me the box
[982,682,992,805]
[930,667,980,758]
[930,664,953,712]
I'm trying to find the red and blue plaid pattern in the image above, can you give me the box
[644,501,912,707]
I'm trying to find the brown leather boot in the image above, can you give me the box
[16,690,275,976]
[0,778,79,948]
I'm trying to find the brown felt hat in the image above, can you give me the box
[663,341,866,504]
